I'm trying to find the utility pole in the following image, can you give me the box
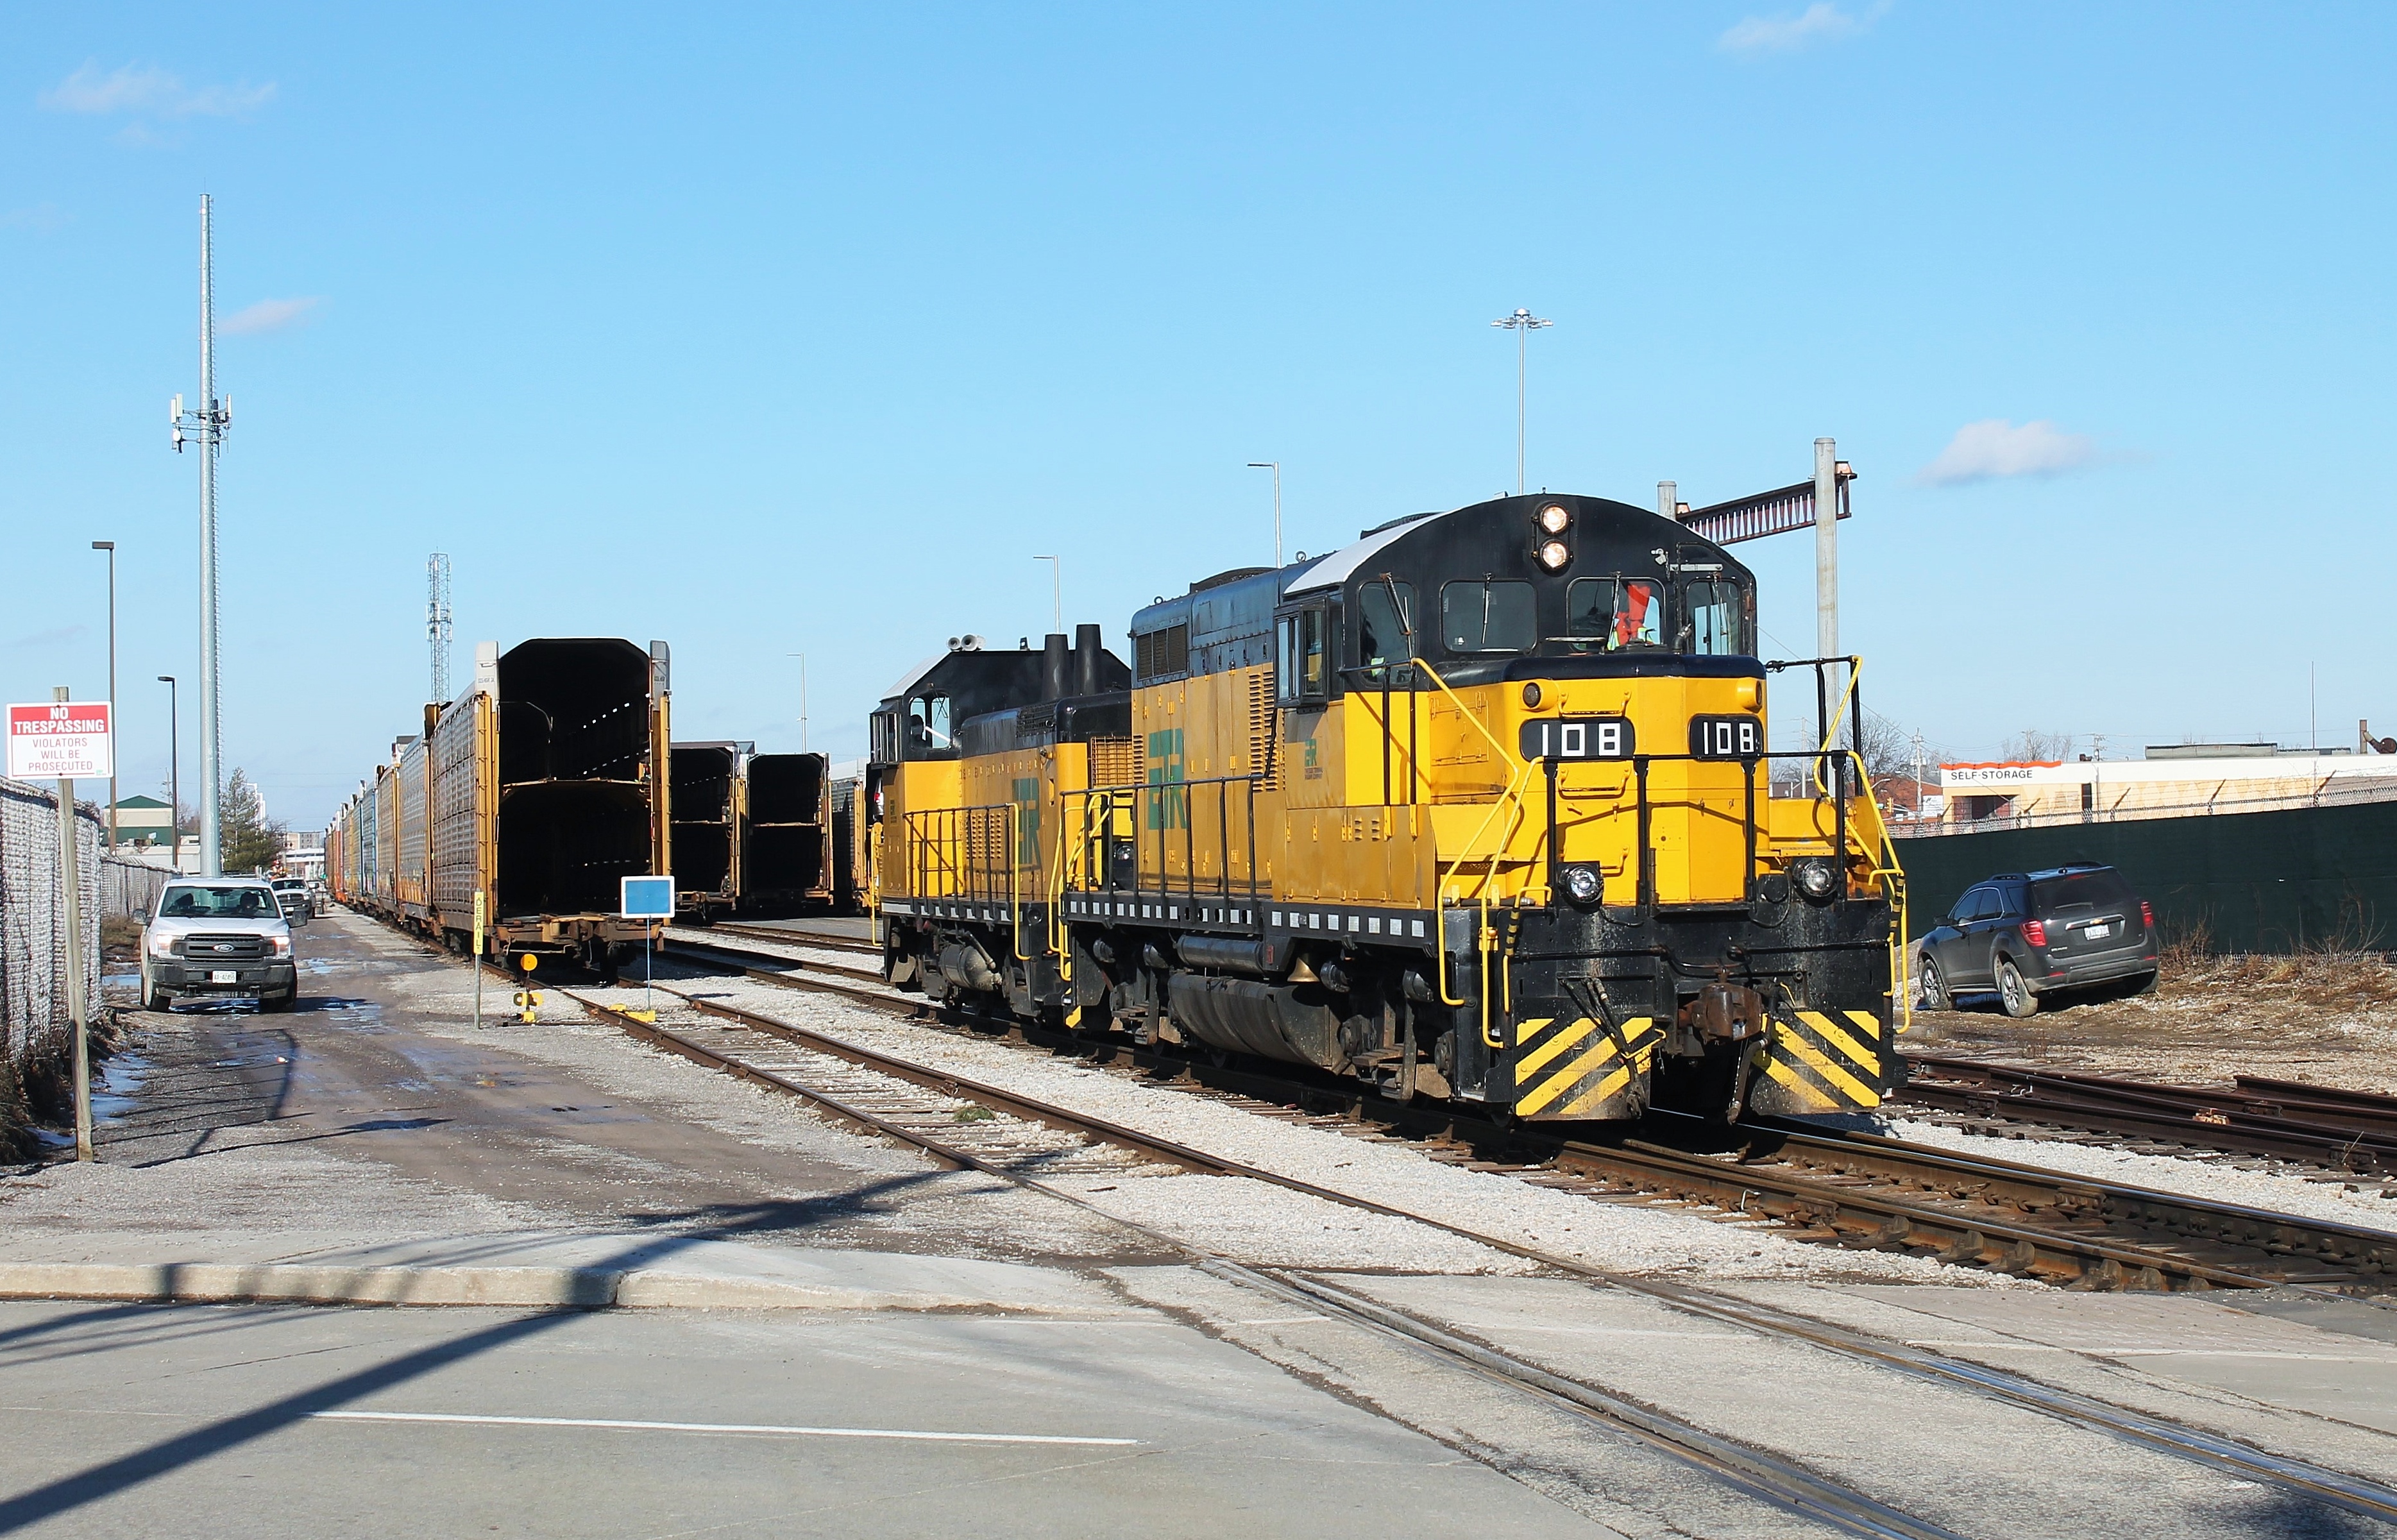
[53,687,93,1162]
[158,676,179,869]
[427,554,453,703]
[1247,462,1282,566]
[1491,308,1552,495]
[172,194,231,877]
[92,541,117,850]
[1033,555,1061,632]
[1813,437,1839,663]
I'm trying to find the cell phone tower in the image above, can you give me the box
[428,553,453,703]
[172,195,232,876]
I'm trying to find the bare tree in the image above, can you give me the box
[2001,728,2073,763]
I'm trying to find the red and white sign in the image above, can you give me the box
[6,701,114,781]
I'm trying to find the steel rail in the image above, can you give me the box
[683,920,881,956]
[659,930,2391,1291]
[1901,1054,2397,1171]
[548,981,1964,1539]
[554,971,2397,1529]
[661,935,890,989]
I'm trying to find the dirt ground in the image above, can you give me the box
[1903,947,2397,1093]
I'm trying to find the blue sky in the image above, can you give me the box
[4,3,2392,827]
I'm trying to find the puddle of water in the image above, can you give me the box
[91,1051,153,1124]
[102,970,140,988]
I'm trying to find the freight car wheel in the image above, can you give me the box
[1995,958,2039,1018]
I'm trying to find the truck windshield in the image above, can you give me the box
[160,885,278,919]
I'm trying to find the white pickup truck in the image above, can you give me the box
[139,876,300,1013]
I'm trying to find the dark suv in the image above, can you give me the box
[1915,863,2158,1017]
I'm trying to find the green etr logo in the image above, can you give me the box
[1013,776,1041,865]
[1146,728,1185,830]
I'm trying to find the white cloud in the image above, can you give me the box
[1719,3,1873,54]
[38,62,275,119]
[1917,419,2101,486]
[1,203,68,233]
[221,297,323,335]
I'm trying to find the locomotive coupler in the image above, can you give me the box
[1671,973,1769,1058]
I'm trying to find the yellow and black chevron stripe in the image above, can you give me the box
[1511,1014,1659,1121]
[1747,1008,1888,1115]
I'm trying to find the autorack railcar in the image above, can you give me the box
[328,637,673,977]
[868,495,1905,1123]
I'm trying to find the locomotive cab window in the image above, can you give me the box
[1678,577,1752,657]
[907,693,953,751]
[1565,577,1661,651]
[1276,606,1331,706]
[1355,580,1415,684]
[1441,580,1535,654]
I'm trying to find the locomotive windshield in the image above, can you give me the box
[1564,577,1662,651]
[1440,580,1536,653]
[1357,580,1415,681]
[1678,577,1750,656]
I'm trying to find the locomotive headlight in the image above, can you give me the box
[1536,503,1571,535]
[1561,865,1602,904]
[1792,858,1839,901]
[1537,539,1571,570]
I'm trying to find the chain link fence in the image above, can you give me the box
[2,775,108,1103]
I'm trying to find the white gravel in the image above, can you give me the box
[1886,1116,2397,1232]
[635,967,2019,1288]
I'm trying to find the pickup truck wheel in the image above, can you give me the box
[260,988,299,1013]
[1995,957,2040,1018]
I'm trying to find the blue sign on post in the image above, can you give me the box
[620,876,675,920]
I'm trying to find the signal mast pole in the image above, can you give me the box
[172,195,232,877]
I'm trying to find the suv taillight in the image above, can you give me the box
[2020,919,2047,947]
[2140,899,2154,931]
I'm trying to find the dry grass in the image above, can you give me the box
[1909,949,2397,1093]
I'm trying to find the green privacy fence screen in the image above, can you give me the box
[1892,800,2397,955]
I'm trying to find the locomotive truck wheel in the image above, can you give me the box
[1995,958,2039,1018]
[1917,956,1950,1012]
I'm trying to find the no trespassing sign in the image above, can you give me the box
[6,701,114,781]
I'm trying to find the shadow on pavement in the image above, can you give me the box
[0,1174,946,1534]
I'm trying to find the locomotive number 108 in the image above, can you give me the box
[1688,715,1763,759]
[1518,716,1634,761]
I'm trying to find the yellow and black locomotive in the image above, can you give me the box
[868,493,1905,1122]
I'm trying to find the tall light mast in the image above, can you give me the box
[172,196,232,876]
[428,554,453,702]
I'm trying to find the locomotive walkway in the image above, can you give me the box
[5,911,2397,1537]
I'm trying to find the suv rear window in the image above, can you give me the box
[2031,868,2136,914]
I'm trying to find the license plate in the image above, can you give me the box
[2083,925,2111,942]
[209,970,237,984]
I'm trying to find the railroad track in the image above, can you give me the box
[543,970,2397,1532]
[1899,1054,2397,1174]
[672,919,881,958]
[647,931,2397,1296]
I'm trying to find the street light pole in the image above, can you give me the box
[1033,555,1061,632]
[1247,462,1282,566]
[92,541,116,850]
[1490,308,1552,495]
[158,676,179,869]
